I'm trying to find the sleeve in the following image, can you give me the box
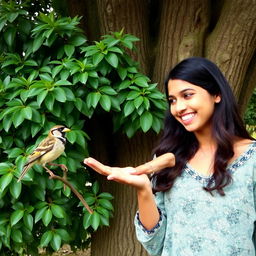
[253,160,256,248]
[134,191,167,256]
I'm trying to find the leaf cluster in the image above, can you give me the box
[0,1,166,254]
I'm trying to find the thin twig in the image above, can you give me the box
[50,174,93,214]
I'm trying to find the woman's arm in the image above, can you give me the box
[83,153,175,229]
[83,157,160,229]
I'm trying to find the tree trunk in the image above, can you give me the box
[66,0,256,255]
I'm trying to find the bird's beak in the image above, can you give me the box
[63,128,71,132]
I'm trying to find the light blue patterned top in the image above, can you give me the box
[135,141,256,256]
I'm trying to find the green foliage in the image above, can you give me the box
[244,89,256,137]
[0,1,166,255]
[244,89,256,125]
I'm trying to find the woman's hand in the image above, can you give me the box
[83,158,151,190]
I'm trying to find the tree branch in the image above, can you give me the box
[49,173,93,214]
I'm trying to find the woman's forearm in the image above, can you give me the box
[137,184,160,230]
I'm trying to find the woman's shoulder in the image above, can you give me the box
[229,138,255,164]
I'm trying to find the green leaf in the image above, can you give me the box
[0,173,13,192]
[31,123,42,137]
[33,186,45,201]
[10,209,24,227]
[140,112,153,132]
[117,67,127,80]
[54,80,72,86]
[96,207,110,218]
[66,131,77,144]
[105,53,118,68]
[23,213,33,231]
[10,180,22,199]
[152,117,162,133]
[37,90,48,106]
[56,229,70,242]
[98,199,114,210]
[62,87,75,101]
[90,92,101,108]
[143,97,150,110]
[53,87,66,102]
[21,106,33,120]
[91,212,100,230]
[99,95,111,112]
[98,192,114,200]
[69,35,87,46]
[44,93,55,111]
[92,181,99,195]
[40,230,53,247]
[33,36,44,52]
[0,163,11,175]
[64,44,75,57]
[52,65,63,78]
[127,90,140,100]
[124,101,135,117]
[99,214,110,226]
[134,96,144,109]
[85,196,96,205]
[11,229,22,243]
[3,115,12,132]
[35,206,47,223]
[51,205,65,219]
[83,211,92,229]
[12,110,25,128]
[42,208,52,226]
[4,27,16,47]
[51,233,61,251]
[100,86,117,95]
[134,76,148,87]
[93,53,104,65]
[78,72,88,84]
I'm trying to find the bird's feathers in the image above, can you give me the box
[17,125,70,182]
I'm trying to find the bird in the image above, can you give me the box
[17,125,70,182]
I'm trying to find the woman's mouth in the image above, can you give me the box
[180,112,196,125]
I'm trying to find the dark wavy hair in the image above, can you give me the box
[152,57,252,196]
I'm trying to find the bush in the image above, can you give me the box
[0,1,166,255]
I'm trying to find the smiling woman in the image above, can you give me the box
[85,57,256,256]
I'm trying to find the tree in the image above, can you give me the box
[65,0,256,255]
[0,1,165,255]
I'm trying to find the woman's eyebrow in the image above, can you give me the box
[168,88,195,98]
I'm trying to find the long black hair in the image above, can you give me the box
[152,57,252,196]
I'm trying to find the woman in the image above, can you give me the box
[84,57,256,256]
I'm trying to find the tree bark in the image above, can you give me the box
[152,0,210,90]
[205,0,256,101]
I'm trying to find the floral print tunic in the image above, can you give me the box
[135,141,256,256]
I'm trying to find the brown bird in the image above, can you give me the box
[17,125,70,182]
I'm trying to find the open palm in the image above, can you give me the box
[84,157,151,190]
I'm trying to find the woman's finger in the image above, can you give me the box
[83,157,112,176]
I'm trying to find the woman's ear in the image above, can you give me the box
[214,95,221,103]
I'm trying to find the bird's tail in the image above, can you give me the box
[17,163,33,182]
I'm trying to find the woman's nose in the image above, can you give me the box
[173,99,187,113]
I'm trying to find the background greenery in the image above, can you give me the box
[0,1,166,255]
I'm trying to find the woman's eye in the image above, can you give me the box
[184,93,193,98]
[168,98,176,104]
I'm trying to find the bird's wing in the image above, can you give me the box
[25,137,55,165]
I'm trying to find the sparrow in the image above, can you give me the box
[17,125,70,182]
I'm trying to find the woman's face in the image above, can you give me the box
[167,79,221,134]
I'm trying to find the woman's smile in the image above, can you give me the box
[180,112,196,125]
